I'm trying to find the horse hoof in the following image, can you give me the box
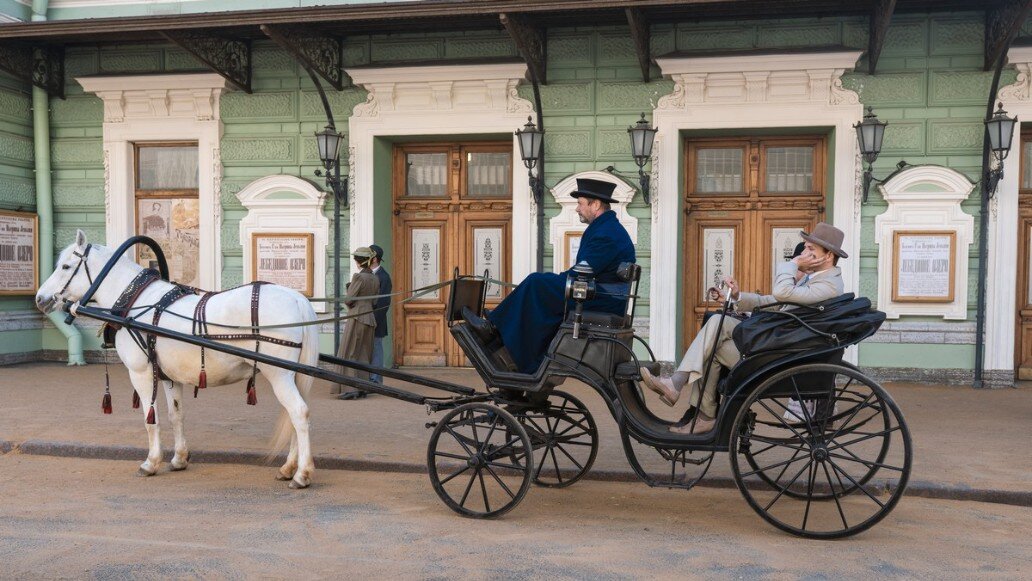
[137,468,156,477]
[170,463,188,472]
[288,479,309,489]
[275,473,291,481]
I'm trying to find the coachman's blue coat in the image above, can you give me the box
[488,210,635,373]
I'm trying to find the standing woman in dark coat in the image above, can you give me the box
[334,247,380,400]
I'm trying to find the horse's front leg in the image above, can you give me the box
[164,381,189,471]
[128,369,163,476]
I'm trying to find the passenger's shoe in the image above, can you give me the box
[462,306,499,344]
[669,413,715,435]
[640,367,681,406]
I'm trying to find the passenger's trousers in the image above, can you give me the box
[676,315,742,417]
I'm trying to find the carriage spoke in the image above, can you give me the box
[434,451,469,461]
[746,442,781,457]
[459,469,479,508]
[762,459,814,512]
[758,400,809,442]
[746,434,808,452]
[790,379,818,435]
[555,442,585,470]
[550,446,564,484]
[828,459,885,508]
[444,425,476,457]
[536,443,549,476]
[739,450,809,479]
[485,460,525,471]
[827,391,876,442]
[821,460,849,530]
[479,414,501,452]
[439,464,471,486]
[827,451,904,472]
[827,426,902,452]
[801,461,817,531]
[477,468,491,513]
[483,464,516,499]
[771,447,805,488]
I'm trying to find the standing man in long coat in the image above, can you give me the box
[368,244,392,385]
[465,178,636,373]
[334,247,380,400]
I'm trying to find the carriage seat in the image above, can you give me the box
[564,310,627,329]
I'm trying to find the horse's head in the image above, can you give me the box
[35,229,107,314]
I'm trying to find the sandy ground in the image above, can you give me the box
[1,362,1030,496]
[0,453,1029,580]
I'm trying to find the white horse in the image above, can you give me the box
[35,230,320,488]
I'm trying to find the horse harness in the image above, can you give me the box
[104,271,303,421]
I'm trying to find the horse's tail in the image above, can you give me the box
[268,294,320,457]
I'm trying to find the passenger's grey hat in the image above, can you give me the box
[800,222,848,259]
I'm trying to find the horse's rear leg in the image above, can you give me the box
[264,368,313,489]
[276,433,299,481]
[128,369,163,476]
[164,382,189,471]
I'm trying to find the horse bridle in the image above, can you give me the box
[57,243,95,298]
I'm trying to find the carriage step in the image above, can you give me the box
[615,361,661,380]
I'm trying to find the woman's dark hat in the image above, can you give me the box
[570,178,618,203]
[800,222,848,259]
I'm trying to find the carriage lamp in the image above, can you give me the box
[854,106,888,204]
[628,113,657,204]
[984,103,1018,198]
[515,116,545,204]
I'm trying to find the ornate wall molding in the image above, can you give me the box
[548,171,638,273]
[346,62,537,284]
[647,49,864,362]
[873,165,975,320]
[78,73,230,290]
[236,175,329,311]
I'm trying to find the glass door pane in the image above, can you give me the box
[405,152,448,197]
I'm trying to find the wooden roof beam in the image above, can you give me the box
[260,24,347,91]
[867,0,896,74]
[500,12,547,85]
[626,8,652,82]
[160,29,252,93]
[985,0,1032,71]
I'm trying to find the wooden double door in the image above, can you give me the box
[682,136,826,341]
[1016,131,1032,379]
[393,142,513,366]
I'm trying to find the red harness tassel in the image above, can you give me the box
[198,369,207,389]
[132,390,141,409]
[146,405,156,425]
[102,389,113,414]
[246,377,257,406]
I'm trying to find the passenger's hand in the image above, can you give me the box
[793,251,827,272]
[707,286,721,301]
[721,276,740,300]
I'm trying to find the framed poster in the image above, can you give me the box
[136,197,200,287]
[0,210,38,296]
[892,230,955,303]
[473,227,504,298]
[563,231,583,271]
[252,233,314,297]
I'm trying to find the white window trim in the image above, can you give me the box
[650,50,864,362]
[346,62,536,285]
[78,73,230,290]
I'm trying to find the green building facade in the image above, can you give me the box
[0,0,1028,386]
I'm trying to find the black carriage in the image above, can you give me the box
[67,237,911,540]
[434,262,912,539]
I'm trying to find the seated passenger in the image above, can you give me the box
[464,178,635,373]
[641,222,847,434]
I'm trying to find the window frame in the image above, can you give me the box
[133,141,201,199]
[686,135,825,198]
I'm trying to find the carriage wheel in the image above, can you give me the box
[427,403,534,519]
[729,363,912,539]
[513,390,598,488]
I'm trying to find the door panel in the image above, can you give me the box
[682,136,825,347]
[394,142,512,367]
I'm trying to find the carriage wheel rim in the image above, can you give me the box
[515,390,599,488]
[729,363,912,539]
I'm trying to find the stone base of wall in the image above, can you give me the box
[864,366,1014,388]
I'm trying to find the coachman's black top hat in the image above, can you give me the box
[570,178,618,204]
